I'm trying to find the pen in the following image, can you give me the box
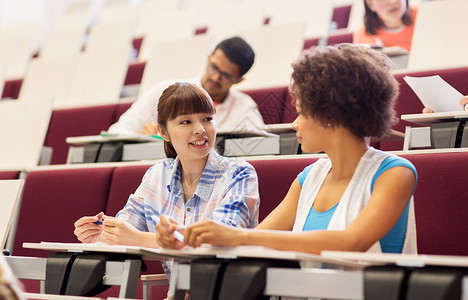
[94,219,104,225]
[157,215,185,243]
[173,229,185,243]
[150,134,164,141]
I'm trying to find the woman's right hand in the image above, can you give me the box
[155,215,185,249]
[73,212,105,243]
[423,95,468,113]
[460,96,468,109]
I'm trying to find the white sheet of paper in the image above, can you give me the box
[403,75,463,112]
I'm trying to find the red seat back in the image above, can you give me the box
[44,105,117,164]
[244,86,289,125]
[13,167,114,257]
[402,152,468,255]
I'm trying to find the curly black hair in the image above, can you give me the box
[289,43,398,139]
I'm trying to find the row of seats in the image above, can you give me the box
[0,1,354,105]
[0,28,354,102]
[40,64,468,165]
[5,150,468,297]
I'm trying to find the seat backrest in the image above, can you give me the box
[283,90,297,123]
[13,167,114,257]
[331,5,352,30]
[0,180,24,250]
[401,151,468,256]
[379,66,468,151]
[267,0,333,39]
[64,47,132,107]
[236,22,305,90]
[0,22,40,80]
[408,0,468,71]
[243,86,289,125]
[44,104,118,164]
[105,163,167,299]
[202,1,265,46]
[0,99,53,170]
[113,101,134,124]
[138,35,211,98]
[124,61,145,86]
[136,9,197,62]
[18,56,79,104]
[0,171,20,180]
[327,32,353,45]
[106,165,151,216]
[248,157,318,221]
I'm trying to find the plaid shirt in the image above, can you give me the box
[116,150,259,275]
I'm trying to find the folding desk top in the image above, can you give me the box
[0,180,24,250]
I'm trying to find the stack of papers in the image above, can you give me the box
[403,75,463,113]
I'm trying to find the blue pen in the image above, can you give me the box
[94,219,104,225]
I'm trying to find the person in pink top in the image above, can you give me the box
[353,0,418,51]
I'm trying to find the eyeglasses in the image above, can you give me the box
[206,62,239,84]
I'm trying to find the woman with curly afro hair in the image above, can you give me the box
[160,44,418,256]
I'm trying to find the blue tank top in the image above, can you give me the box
[297,155,417,253]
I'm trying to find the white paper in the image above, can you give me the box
[403,75,463,112]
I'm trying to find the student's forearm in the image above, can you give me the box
[135,231,159,248]
[237,229,364,254]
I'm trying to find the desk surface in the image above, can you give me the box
[23,242,364,268]
[401,111,468,126]
[322,251,468,268]
[65,133,162,145]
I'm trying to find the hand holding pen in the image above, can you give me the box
[156,215,186,249]
[74,212,107,243]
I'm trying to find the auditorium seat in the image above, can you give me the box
[124,61,145,86]
[249,157,319,221]
[138,35,211,98]
[236,22,305,90]
[65,47,132,107]
[12,167,114,257]
[44,104,118,164]
[267,0,333,39]
[283,90,297,123]
[380,66,468,151]
[106,165,149,216]
[244,86,289,125]
[0,99,53,170]
[0,171,20,180]
[136,8,197,62]
[331,5,352,30]
[1,78,22,99]
[9,149,467,296]
[401,152,468,256]
[113,101,134,124]
[106,164,168,299]
[0,22,40,80]
[327,32,353,45]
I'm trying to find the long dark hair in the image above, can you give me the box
[364,0,414,35]
[157,82,216,158]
